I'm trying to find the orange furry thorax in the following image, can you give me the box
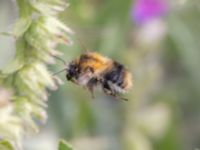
[77,52,113,75]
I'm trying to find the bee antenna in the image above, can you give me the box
[52,67,68,76]
[52,56,69,76]
[76,36,89,52]
[54,56,68,66]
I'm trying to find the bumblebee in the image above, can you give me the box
[54,51,132,101]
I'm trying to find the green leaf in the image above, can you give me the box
[0,140,14,150]
[58,140,74,150]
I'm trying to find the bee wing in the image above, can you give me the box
[77,70,94,86]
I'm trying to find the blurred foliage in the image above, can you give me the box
[0,140,14,150]
[49,0,200,150]
[58,140,74,150]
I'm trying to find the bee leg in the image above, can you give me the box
[88,85,95,99]
[108,91,128,101]
[102,82,128,101]
[104,89,128,101]
[87,78,98,99]
[113,95,128,101]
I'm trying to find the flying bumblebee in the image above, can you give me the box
[54,51,133,101]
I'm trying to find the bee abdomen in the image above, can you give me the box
[103,62,130,93]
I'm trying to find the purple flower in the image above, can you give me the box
[131,0,169,24]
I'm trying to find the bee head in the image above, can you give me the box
[66,62,79,82]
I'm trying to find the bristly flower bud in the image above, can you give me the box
[0,0,72,149]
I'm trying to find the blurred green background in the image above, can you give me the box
[1,0,200,150]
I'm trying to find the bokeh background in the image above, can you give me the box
[1,0,200,150]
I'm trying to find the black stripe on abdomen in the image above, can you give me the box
[103,61,125,87]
